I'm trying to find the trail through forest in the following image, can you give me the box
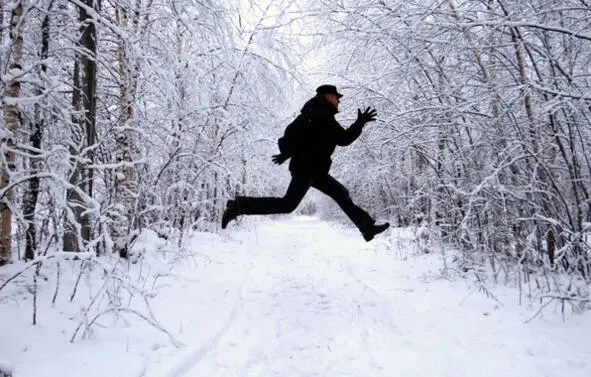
[1,217,590,377]
[145,218,591,377]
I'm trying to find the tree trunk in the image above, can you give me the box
[0,0,4,71]
[112,3,142,258]
[0,0,24,265]
[64,0,98,252]
[23,0,53,261]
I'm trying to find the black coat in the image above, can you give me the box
[278,95,364,176]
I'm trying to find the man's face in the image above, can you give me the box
[325,94,340,110]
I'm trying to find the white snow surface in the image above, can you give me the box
[1,217,590,377]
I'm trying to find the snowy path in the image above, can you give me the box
[146,217,590,377]
[2,217,590,377]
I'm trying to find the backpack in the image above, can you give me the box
[277,114,310,156]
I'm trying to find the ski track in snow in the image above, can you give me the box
[151,217,590,377]
[164,298,242,377]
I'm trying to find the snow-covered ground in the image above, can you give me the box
[1,217,590,377]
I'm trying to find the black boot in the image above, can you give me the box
[221,199,238,229]
[361,222,390,242]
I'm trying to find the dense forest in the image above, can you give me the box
[1,0,590,305]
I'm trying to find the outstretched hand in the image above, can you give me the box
[272,154,289,165]
[356,106,378,125]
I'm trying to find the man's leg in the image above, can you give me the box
[312,175,389,241]
[311,175,374,230]
[222,176,310,228]
[236,176,310,215]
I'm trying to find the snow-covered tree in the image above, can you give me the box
[312,0,591,285]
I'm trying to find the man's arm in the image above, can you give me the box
[336,107,378,146]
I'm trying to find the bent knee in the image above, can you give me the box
[279,199,299,213]
[335,187,351,201]
[342,188,351,200]
[283,202,299,213]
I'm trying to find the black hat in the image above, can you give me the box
[316,84,343,98]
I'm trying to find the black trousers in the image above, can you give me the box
[234,174,374,231]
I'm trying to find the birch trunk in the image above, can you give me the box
[113,0,145,257]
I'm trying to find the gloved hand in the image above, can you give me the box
[272,154,289,165]
[356,106,378,125]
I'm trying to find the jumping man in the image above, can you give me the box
[222,85,390,241]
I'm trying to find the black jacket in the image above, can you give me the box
[278,96,364,176]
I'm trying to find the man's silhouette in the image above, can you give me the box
[222,85,389,241]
